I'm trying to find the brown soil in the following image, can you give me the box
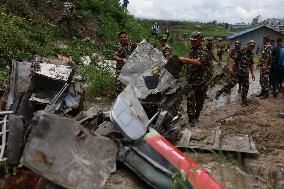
[2,170,40,189]
[183,84,284,189]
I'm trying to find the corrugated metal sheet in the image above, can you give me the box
[227,26,261,39]
[32,63,72,82]
[227,26,284,40]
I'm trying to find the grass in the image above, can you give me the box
[142,20,233,38]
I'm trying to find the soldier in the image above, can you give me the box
[178,32,211,125]
[58,1,76,33]
[159,36,172,60]
[122,0,129,9]
[161,28,170,39]
[257,36,272,98]
[206,37,219,81]
[113,32,137,95]
[217,38,224,62]
[151,22,160,38]
[215,40,256,105]
[231,40,243,93]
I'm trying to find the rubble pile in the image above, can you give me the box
[0,43,260,189]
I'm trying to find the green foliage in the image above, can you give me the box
[142,20,233,37]
[0,10,54,62]
[0,66,9,85]
[78,65,115,100]
[55,38,96,63]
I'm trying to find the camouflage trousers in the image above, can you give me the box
[221,73,249,100]
[260,67,270,92]
[187,83,208,122]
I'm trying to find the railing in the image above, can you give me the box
[0,111,13,162]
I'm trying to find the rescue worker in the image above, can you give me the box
[231,40,243,93]
[151,22,160,38]
[161,28,170,39]
[58,1,76,33]
[178,32,211,125]
[159,36,172,60]
[257,36,272,98]
[122,0,129,9]
[206,37,219,81]
[215,40,256,105]
[113,32,137,95]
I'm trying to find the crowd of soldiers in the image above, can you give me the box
[112,29,284,126]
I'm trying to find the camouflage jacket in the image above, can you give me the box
[229,47,242,72]
[63,2,76,17]
[162,44,172,60]
[206,46,214,61]
[239,48,254,76]
[113,42,137,71]
[259,44,272,68]
[186,45,211,85]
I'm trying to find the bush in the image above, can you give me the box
[78,64,115,101]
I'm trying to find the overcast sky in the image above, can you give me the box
[122,0,284,24]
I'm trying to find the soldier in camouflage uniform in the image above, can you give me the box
[206,37,219,80]
[257,36,272,98]
[159,36,172,60]
[58,2,76,32]
[113,32,137,95]
[215,41,242,99]
[178,32,212,124]
[215,40,256,105]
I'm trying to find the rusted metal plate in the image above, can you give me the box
[177,127,259,154]
[32,63,72,82]
[21,112,118,189]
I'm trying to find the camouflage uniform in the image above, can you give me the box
[162,44,172,60]
[259,44,272,94]
[239,48,254,100]
[113,42,137,94]
[216,46,254,102]
[206,42,215,80]
[62,2,76,17]
[58,2,76,31]
[186,45,211,122]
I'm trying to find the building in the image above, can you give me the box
[229,23,252,31]
[252,15,262,25]
[227,26,284,49]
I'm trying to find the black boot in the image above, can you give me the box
[256,90,264,97]
[241,97,248,106]
[260,91,269,99]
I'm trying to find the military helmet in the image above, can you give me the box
[247,40,256,46]
[190,31,203,40]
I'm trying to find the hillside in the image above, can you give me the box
[142,20,233,38]
[0,1,232,98]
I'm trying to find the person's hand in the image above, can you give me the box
[251,74,255,81]
[229,68,234,75]
[122,58,127,64]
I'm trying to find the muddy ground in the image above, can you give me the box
[105,70,284,189]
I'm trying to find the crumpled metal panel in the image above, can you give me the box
[6,61,32,110]
[110,84,149,141]
[177,127,259,154]
[32,63,72,82]
[21,112,118,189]
[119,40,179,99]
